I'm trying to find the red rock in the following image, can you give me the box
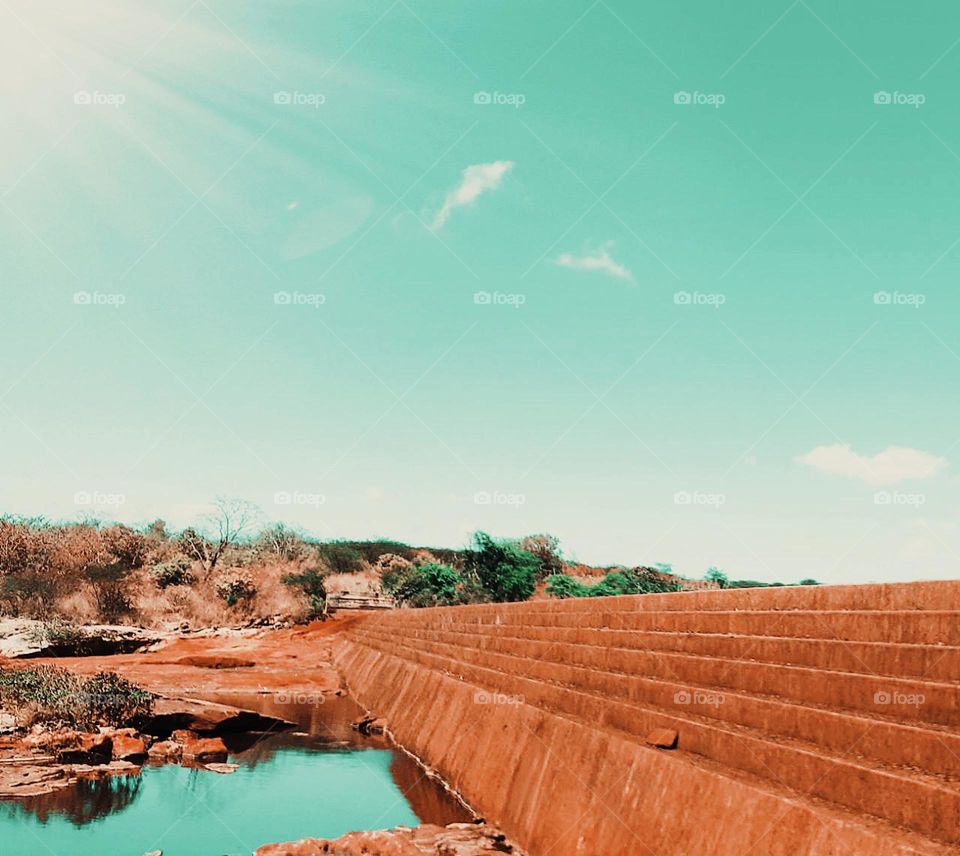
[645,728,679,750]
[180,735,228,763]
[111,734,147,760]
[147,739,183,762]
[57,732,113,763]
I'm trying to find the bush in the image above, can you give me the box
[150,557,194,589]
[84,562,134,623]
[384,562,463,608]
[344,540,414,563]
[317,542,364,574]
[25,618,90,653]
[463,532,539,603]
[518,534,563,579]
[544,574,591,599]
[282,569,327,619]
[0,666,152,729]
[546,567,681,599]
[215,572,256,606]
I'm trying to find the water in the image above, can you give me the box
[1,694,469,856]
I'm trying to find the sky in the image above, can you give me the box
[2,0,960,585]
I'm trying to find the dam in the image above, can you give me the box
[335,580,960,855]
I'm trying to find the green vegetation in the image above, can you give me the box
[315,542,364,574]
[214,572,257,606]
[383,561,463,607]
[281,569,327,619]
[0,666,153,729]
[150,557,194,589]
[546,566,682,599]
[464,532,540,602]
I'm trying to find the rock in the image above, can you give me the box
[53,732,114,764]
[142,697,294,736]
[646,728,679,750]
[254,822,521,855]
[203,762,239,774]
[352,716,387,736]
[180,735,228,763]
[111,734,147,761]
[144,851,162,856]
[174,655,255,669]
[147,740,183,763]
[0,713,16,734]
[0,619,161,658]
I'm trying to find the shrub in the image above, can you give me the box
[518,534,563,579]
[257,523,310,561]
[384,562,463,608]
[344,540,414,563]
[25,618,90,653]
[215,572,256,606]
[546,567,681,599]
[84,562,134,623]
[463,532,539,603]
[150,557,194,589]
[317,542,363,574]
[0,666,152,729]
[281,569,327,619]
[544,574,591,599]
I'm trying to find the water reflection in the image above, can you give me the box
[3,774,142,826]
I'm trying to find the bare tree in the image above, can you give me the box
[184,497,262,574]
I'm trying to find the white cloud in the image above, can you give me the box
[795,444,948,486]
[432,161,514,229]
[554,242,633,281]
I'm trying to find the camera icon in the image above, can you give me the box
[73,90,92,105]
[673,91,692,105]
[874,491,892,505]
[674,691,692,704]
[873,291,891,305]
[73,491,92,505]
[273,291,292,305]
[673,291,691,305]
[473,291,492,305]
[474,491,492,505]
[473,690,490,704]
[673,491,692,505]
[874,691,891,705]
[273,491,292,505]
[874,91,892,105]
[73,291,92,305]
[473,91,492,105]
[273,91,292,105]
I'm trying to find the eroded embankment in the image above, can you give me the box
[334,580,960,856]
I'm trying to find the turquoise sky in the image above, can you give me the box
[2,1,960,584]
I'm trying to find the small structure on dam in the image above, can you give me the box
[334,580,960,855]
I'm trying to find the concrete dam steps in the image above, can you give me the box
[381,608,960,645]
[346,631,960,848]
[353,624,960,726]
[350,625,960,777]
[334,582,960,855]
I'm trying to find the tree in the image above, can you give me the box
[705,567,729,589]
[463,532,540,603]
[518,534,564,578]
[184,497,262,574]
[798,578,821,586]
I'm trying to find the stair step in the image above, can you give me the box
[346,630,960,847]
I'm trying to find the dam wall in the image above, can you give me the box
[333,581,960,855]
